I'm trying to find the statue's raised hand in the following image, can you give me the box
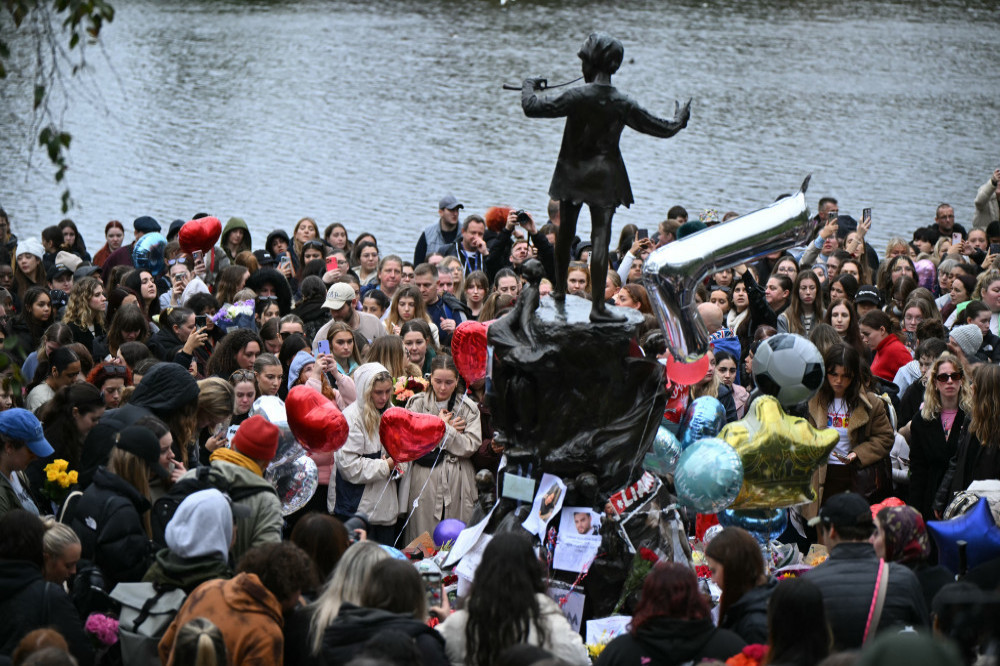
[523,77,548,91]
[674,98,692,126]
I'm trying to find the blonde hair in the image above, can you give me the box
[691,351,720,400]
[171,617,227,666]
[196,378,235,430]
[920,353,972,421]
[41,516,80,560]
[362,370,393,437]
[974,269,1000,302]
[62,276,106,330]
[107,446,152,537]
[308,542,390,655]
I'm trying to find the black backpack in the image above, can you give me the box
[151,466,270,545]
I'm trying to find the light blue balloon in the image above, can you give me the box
[674,437,744,514]
[718,508,789,544]
[678,396,726,450]
[379,544,408,560]
[644,425,683,477]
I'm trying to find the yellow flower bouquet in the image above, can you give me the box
[42,459,78,505]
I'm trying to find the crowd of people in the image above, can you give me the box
[0,167,999,666]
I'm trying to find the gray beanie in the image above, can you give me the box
[950,324,983,358]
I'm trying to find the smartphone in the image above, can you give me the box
[636,228,649,240]
[832,451,850,464]
[195,314,207,328]
[417,560,443,609]
[192,250,203,263]
[990,244,1000,255]
[862,208,871,225]
[315,339,330,356]
[952,233,962,246]
[326,255,338,272]
[279,254,291,269]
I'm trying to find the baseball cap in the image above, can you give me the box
[854,285,881,307]
[114,425,170,479]
[0,408,53,457]
[46,264,73,282]
[438,194,464,211]
[74,264,102,279]
[323,283,356,310]
[54,251,83,273]
[133,216,161,233]
[807,492,873,529]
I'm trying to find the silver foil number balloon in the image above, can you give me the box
[251,395,319,515]
[642,177,815,369]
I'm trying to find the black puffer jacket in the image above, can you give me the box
[68,467,156,587]
[595,616,745,666]
[319,604,447,666]
[246,267,293,316]
[721,577,777,645]
[80,363,199,485]
[0,560,94,665]
[802,542,928,650]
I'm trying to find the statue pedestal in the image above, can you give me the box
[488,294,666,497]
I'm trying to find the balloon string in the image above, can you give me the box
[394,446,446,548]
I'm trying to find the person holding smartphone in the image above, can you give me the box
[807,343,894,508]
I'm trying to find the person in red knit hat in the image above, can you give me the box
[176,414,283,561]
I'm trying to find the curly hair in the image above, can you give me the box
[205,329,263,379]
[237,542,318,608]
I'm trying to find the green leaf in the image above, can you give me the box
[33,85,45,109]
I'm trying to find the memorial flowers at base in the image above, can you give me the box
[41,459,78,505]
[613,547,659,614]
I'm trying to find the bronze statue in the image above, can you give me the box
[521,32,691,322]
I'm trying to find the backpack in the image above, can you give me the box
[151,466,270,545]
[110,582,188,666]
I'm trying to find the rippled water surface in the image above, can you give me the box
[1,0,999,258]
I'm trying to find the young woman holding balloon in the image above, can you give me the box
[400,354,481,544]
[333,362,406,545]
[807,343,894,506]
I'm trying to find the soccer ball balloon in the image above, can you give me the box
[752,334,825,407]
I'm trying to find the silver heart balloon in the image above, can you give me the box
[265,455,319,516]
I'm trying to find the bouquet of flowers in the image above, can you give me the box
[85,612,119,647]
[612,547,659,614]
[213,299,257,333]
[41,459,78,506]
[393,376,428,405]
[727,644,768,666]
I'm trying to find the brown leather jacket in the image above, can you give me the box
[803,391,894,517]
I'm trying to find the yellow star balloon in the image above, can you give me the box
[720,395,838,510]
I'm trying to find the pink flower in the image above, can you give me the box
[85,613,119,646]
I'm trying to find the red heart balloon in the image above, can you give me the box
[451,320,489,385]
[178,216,222,254]
[379,407,445,464]
[285,385,349,453]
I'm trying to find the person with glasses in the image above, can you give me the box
[86,361,133,409]
[807,343,894,507]
[255,295,281,329]
[229,369,257,427]
[935,364,1000,517]
[907,353,970,521]
[160,256,194,309]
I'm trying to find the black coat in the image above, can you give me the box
[934,428,1000,515]
[721,577,777,645]
[802,542,928,650]
[319,604,447,666]
[80,363,199,485]
[147,325,193,368]
[0,560,94,665]
[908,409,966,521]
[68,467,155,587]
[595,617,745,666]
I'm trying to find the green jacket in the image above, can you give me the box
[0,472,24,521]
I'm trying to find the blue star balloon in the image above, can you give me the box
[928,497,1000,575]
[718,508,789,544]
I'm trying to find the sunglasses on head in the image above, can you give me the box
[230,369,256,383]
[936,372,963,383]
[105,364,128,375]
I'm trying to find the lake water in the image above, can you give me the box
[1,0,998,260]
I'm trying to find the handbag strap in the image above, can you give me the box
[863,559,890,643]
